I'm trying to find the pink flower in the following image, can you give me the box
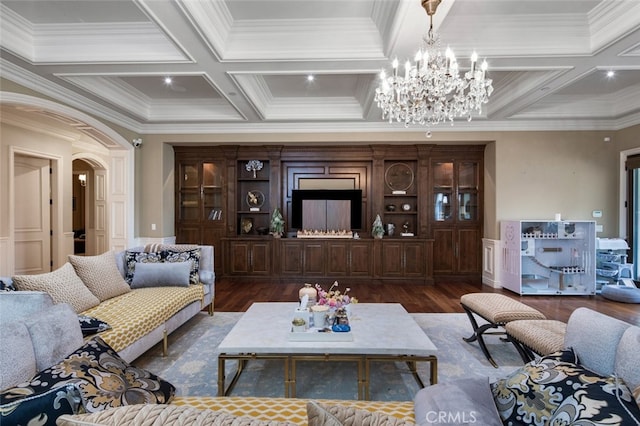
[313,281,357,309]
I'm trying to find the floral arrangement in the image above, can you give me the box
[315,281,357,308]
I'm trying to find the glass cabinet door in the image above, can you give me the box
[458,162,478,189]
[457,162,479,221]
[433,160,479,222]
[178,162,199,221]
[434,192,452,221]
[177,161,224,222]
[433,162,454,187]
[458,192,477,221]
[433,162,453,221]
[202,162,223,222]
[179,192,200,221]
[179,163,199,189]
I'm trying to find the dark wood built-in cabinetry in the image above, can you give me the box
[430,147,484,275]
[174,145,483,283]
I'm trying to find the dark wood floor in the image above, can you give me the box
[214,278,640,326]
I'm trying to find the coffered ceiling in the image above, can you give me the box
[1,0,639,134]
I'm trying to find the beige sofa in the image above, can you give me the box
[9,244,214,363]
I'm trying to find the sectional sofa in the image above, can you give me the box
[2,275,639,425]
[6,243,214,363]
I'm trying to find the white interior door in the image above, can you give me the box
[93,169,108,254]
[14,155,51,274]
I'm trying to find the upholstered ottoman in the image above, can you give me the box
[505,319,567,362]
[460,293,546,367]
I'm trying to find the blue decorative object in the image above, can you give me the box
[332,324,351,333]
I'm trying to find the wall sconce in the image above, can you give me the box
[78,174,87,187]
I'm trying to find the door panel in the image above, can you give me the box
[457,228,481,273]
[281,241,303,275]
[93,170,107,254]
[404,242,426,276]
[303,242,324,275]
[327,242,348,275]
[380,241,403,276]
[350,242,372,276]
[14,155,51,274]
[432,229,454,273]
[250,242,271,274]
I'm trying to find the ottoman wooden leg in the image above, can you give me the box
[507,336,535,363]
[461,304,500,368]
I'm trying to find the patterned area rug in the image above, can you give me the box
[135,312,523,401]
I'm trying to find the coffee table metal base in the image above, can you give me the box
[217,352,438,400]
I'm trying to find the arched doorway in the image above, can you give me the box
[1,92,134,274]
[72,155,110,257]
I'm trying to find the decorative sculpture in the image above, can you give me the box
[372,214,384,239]
[270,207,284,237]
[245,160,264,178]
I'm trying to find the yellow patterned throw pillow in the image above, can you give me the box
[12,262,100,313]
[56,404,299,426]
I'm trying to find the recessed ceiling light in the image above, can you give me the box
[164,76,173,85]
[606,70,615,78]
[307,74,315,82]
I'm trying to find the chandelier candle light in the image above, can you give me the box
[374,0,493,127]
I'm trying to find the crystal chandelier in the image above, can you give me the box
[374,0,493,127]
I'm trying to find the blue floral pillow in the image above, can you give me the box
[77,315,111,337]
[1,336,175,415]
[491,355,640,425]
[0,384,81,426]
[0,278,15,291]
[538,347,579,363]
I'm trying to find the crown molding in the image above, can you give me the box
[1,59,143,132]
[0,4,34,62]
[589,0,640,52]
[59,75,152,119]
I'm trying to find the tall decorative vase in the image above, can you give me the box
[299,283,317,303]
[372,214,384,239]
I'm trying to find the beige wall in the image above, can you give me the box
[616,124,640,151]
[0,123,75,270]
[493,130,623,240]
[138,128,639,241]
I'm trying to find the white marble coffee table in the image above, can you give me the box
[217,302,438,400]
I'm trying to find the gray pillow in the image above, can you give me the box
[0,321,36,389]
[615,326,640,404]
[413,377,502,426]
[23,303,83,371]
[131,261,191,288]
